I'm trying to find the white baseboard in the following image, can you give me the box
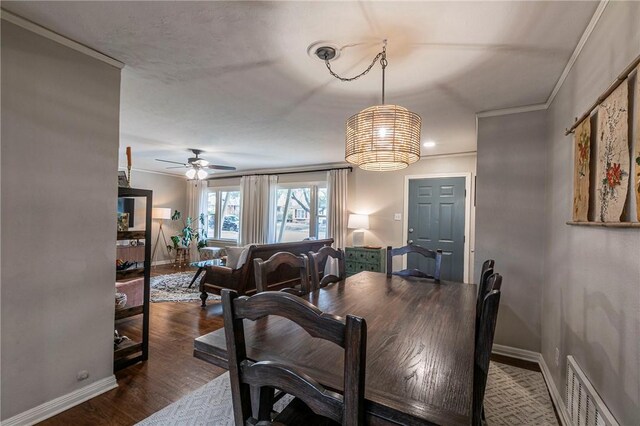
[492,344,571,426]
[539,354,572,426]
[492,344,540,363]
[1,375,118,426]
[151,259,173,266]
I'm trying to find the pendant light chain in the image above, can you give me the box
[324,40,388,84]
[381,50,387,104]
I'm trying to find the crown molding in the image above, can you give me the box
[419,151,477,160]
[0,9,124,69]
[208,162,351,179]
[119,167,186,179]
[544,0,609,108]
[476,103,547,118]
[476,0,609,118]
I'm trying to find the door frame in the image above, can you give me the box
[403,173,472,283]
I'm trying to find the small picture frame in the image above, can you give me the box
[118,171,129,188]
[117,213,130,231]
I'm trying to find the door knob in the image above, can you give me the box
[408,228,414,233]
[407,240,414,244]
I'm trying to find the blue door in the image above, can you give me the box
[407,177,466,281]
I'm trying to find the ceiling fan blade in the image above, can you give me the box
[207,165,236,171]
[166,166,189,169]
[156,159,188,166]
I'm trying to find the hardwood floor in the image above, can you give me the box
[42,265,226,425]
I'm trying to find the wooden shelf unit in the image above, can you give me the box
[115,187,152,372]
[115,305,144,321]
[115,267,145,280]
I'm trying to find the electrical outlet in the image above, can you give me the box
[393,213,402,221]
[77,370,89,381]
[554,348,560,367]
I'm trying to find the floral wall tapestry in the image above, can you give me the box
[572,118,591,221]
[596,81,629,222]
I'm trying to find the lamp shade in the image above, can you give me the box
[345,104,421,171]
[152,207,172,220]
[196,169,208,180]
[348,214,370,230]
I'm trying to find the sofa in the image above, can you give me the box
[199,238,333,306]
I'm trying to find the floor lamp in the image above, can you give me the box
[151,207,172,266]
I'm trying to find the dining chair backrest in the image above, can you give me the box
[253,251,310,295]
[476,260,495,323]
[386,245,443,282]
[472,273,502,426]
[479,259,495,284]
[308,246,346,291]
[222,289,367,425]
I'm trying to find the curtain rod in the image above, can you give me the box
[565,53,640,135]
[206,166,353,181]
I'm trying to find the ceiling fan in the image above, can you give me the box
[156,149,236,180]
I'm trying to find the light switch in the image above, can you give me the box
[394,213,402,221]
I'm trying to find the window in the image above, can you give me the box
[275,183,327,242]
[207,188,240,241]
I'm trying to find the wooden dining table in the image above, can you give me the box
[194,271,477,425]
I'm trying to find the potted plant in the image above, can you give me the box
[167,210,207,256]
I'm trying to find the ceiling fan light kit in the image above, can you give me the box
[155,148,236,180]
[316,39,422,172]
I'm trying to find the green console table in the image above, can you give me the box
[345,247,385,276]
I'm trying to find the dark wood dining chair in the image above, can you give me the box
[253,252,310,295]
[308,246,346,291]
[473,273,502,426]
[222,289,367,425]
[476,259,496,323]
[386,245,443,282]
[479,259,495,284]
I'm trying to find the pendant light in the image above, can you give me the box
[317,40,421,171]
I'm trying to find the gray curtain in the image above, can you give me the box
[327,169,348,248]
[239,175,278,246]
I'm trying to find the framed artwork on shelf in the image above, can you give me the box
[117,213,130,231]
[118,171,129,188]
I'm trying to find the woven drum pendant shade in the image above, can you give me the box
[345,104,422,171]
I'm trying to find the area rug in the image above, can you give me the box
[137,362,558,425]
[150,272,220,303]
[485,362,557,425]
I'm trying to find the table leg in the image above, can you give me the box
[189,267,204,288]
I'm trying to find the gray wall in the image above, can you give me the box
[124,169,187,263]
[1,22,121,420]
[476,111,547,352]
[543,3,640,424]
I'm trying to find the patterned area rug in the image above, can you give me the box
[150,272,220,303]
[485,363,558,425]
[137,362,558,425]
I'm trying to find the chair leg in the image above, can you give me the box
[200,290,208,307]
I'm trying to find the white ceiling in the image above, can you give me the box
[4,1,598,175]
